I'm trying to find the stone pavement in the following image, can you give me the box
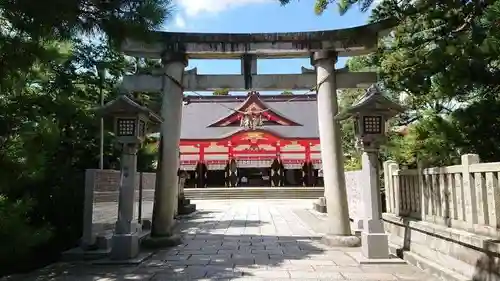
[3,199,440,281]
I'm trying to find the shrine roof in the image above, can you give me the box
[181,94,319,139]
[121,19,395,59]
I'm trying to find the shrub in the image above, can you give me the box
[0,195,52,271]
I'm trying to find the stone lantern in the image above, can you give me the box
[99,95,162,260]
[336,85,404,262]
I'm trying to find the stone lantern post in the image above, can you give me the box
[336,85,404,262]
[99,95,162,260]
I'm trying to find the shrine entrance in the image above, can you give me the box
[206,170,226,187]
[114,18,392,256]
[238,167,269,187]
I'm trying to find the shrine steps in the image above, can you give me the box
[183,187,325,200]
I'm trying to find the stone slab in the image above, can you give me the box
[347,251,407,264]
[142,234,183,249]
[321,234,361,247]
[178,203,196,215]
[92,251,154,265]
[13,200,439,281]
[313,201,327,213]
[61,247,110,261]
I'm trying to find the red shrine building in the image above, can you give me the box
[178,91,324,188]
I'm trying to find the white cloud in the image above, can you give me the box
[174,14,186,28]
[177,0,272,17]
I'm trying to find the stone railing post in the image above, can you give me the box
[461,154,480,227]
[417,161,428,222]
[82,169,97,249]
[485,169,500,230]
[383,160,399,215]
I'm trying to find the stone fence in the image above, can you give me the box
[383,154,500,280]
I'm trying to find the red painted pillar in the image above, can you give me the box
[227,141,234,187]
[198,143,209,188]
[227,141,233,159]
[302,142,314,186]
[275,141,282,157]
[305,143,311,162]
[199,143,206,163]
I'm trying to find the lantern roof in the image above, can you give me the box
[99,94,163,124]
[336,84,404,121]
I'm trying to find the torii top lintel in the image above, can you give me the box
[121,19,395,59]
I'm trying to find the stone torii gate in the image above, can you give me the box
[120,20,392,245]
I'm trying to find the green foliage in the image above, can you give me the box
[0,40,129,275]
[344,156,362,171]
[0,0,171,43]
[281,90,294,95]
[0,0,170,275]
[138,137,160,172]
[286,0,500,169]
[0,196,52,266]
[338,88,364,170]
[277,0,375,15]
[213,88,230,95]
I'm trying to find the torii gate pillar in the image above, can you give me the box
[312,50,360,247]
[149,52,187,244]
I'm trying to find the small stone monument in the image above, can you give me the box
[99,95,162,261]
[336,85,405,263]
[177,169,196,215]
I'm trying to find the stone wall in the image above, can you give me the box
[345,170,363,226]
[94,169,156,192]
[383,155,500,281]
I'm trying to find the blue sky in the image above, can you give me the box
[162,0,375,95]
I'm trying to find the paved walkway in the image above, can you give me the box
[5,200,439,281]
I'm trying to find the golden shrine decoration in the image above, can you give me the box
[240,111,264,130]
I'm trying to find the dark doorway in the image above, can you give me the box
[185,171,196,188]
[238,168,270,187]
[284,169,302,186]
[206,170,226,187]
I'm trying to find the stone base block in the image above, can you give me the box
[313,202,327,213]
[313,197,327,213]
[361,232,390,259]
[352,219,363,237]
[61,247,110,261]
[142,234,182,249]
[178,203,196,215]
[321,234,361,247]
[110,233,140,260]
[141,219,152,230]
[92,251,153,265]
[96,235,112,250]
[347,251,406,265]
[178,196,190,205]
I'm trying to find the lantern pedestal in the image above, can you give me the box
[110,233,140,260]
[97,94,163,262]
[359,150,397,262]
[110,144,141,260]
[361,232,389,258]
[346,151,405,264]
[334,84,406,264]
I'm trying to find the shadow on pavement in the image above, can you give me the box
[472,239,500,281]
[2,206,436,281]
